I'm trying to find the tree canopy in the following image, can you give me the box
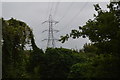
[2,2,120,80]
[59,2,120,55]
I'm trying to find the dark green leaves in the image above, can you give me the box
[59,2,120,54]
[70,30,81,39]
[59,34,69,43]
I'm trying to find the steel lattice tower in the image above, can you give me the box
[42,14,59,48]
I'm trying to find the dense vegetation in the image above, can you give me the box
[2,2,120,80]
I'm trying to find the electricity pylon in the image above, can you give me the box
[42,14,59,48]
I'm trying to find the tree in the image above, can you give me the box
[59,2,120,79]
[68,54,120,79]
[83,43,98,53]
[39,48,87,79]
[59,2,120,55]
[2,18,33,78]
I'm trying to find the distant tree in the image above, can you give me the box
[68,54,120,79]
[39,48,86,79]
[89,54,120,78]
[68,63,91,79]
[83,43,98,53]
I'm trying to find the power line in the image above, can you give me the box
[41,2,88,48]
[66,2,88,27]
[45,1,51,20]
[50,2,54,15]
[57,2,88,32]
[53,1,60,19]
[58,2,74,23]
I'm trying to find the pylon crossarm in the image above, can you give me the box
[53,30,59,33]
[42,21,48,24]
[51,20,59,24]
[54,39,59,41]
[54,22,59,24]
[42,39,59,41]
[42,30,48,33]
[42,39,48,41]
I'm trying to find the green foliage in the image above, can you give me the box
[60,2,120,55]
[59,34,69,43]
[2,2,120,79]
[58,2,120,79]
[68,63,91,79]
[2,18,33,78]
[90,54,120,78]
[68,54,120,79]
[83,43,98,53]
[39,48,78,79]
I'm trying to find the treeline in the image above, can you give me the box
[2,2,120,80]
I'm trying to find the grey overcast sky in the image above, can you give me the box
[2,2,109,50]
